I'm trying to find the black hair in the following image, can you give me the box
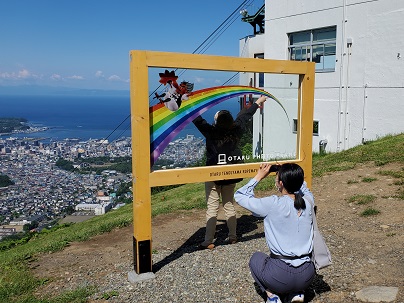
[277,163,306,210]
[215,110,234,129]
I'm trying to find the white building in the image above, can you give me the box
[239,0,404,156]
[75,202,112,215]
[75,203,99,212]
[9,218,30,226]
[0,226,17,240]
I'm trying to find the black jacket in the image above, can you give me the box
[192,103,260,167]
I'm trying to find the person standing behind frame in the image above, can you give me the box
[192,95,267,250]
[234,163,315,303]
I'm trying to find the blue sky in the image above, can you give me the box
[0,0,264,93]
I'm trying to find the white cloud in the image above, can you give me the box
[18,69,31,78]
[195,77,205,83]
[0,71,11,79]
[0,69,39,80]
[0,67,131,89]
[95,70,104,78]
[67,75,84,80]
[108,75,121,81]
[50,74,62,81]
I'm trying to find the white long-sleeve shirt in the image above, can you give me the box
[235,179,315,267]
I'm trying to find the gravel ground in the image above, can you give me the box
[101,232,335,303]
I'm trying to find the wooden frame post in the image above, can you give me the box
[130,51,153,274]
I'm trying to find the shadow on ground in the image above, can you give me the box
[153,214,263,272]
[305,274,332,301]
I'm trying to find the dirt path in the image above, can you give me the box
[30,163,403,302]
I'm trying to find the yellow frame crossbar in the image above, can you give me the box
[129,50,315,274]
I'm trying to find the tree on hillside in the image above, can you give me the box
[0,117,29,133]
[55,158,75,171]
[0,175,14,187]
[23,221,39,232]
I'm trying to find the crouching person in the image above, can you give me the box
[234,163,316,303]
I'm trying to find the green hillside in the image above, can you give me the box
[0,133,403,303]
[0,117,29,134]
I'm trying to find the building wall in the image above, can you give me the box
[75,203,98,211]
[0,227,17,240]
[239,34,265,86]
[240,0,404,155]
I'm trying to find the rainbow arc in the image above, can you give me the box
[149,85,287,166]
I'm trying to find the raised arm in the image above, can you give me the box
[234,96,267,126]
[192,115,213,136]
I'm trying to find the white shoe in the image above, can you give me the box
[287,293,304,303]
[267,293,283,303]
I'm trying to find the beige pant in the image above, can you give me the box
[201,181,237,246]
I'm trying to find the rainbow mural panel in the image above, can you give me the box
[149,85,287,166]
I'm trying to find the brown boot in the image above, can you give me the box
[198,243,215,250]
[227,238,237,245]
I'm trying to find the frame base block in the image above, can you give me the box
[128,271,155,283]
[133,236,152,273]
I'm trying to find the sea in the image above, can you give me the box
[0,94,242,143]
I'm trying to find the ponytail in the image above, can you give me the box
[293,190,306,210]
[278,163,306,211]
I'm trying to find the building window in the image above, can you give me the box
[288,26,336,72]
[254,53,264,87]
[293,119,319,136]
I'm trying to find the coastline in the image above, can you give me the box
[0,126,49,137]
[1,94,239,144]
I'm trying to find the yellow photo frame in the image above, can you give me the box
[129,50,315,275]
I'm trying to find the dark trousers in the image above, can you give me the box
[249,251,315,294]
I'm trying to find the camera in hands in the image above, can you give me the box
[269,165,280,173]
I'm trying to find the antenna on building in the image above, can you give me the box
[240,9,248,17]
[241,4,265,35]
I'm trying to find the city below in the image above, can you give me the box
[0,132,205,240]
